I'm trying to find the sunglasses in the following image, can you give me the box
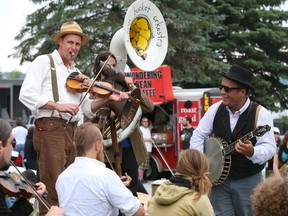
[219,84,242,93]
[3,139,16,148]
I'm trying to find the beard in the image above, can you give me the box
[0,159,10,171]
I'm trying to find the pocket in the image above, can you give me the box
[35,118,62,132]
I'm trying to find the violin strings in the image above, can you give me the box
[65,55,113,127]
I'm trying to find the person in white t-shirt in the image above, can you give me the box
[12,119,28,165]
[138,116,153,182]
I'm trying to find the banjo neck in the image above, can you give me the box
[222,124,270,156]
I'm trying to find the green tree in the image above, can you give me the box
[154,0,226,87]
[10,0,288,111]
[206,0,288,112]
[10,0,134,75]
[7,70,22,79]
[11,0,224,81]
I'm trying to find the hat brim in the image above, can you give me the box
[54,31,89,46]
[220,72,254,90]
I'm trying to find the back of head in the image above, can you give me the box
[0,118,12,142]
[16,119,27,128]
[28,126,35,135]
[176,149,212,200]
[252,176,288,216]
[74,123,102,156]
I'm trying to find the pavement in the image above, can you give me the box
[143,180,153,195]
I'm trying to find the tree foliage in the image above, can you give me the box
[10,0,288,112]
[7,70,22,79]
[11,0,224,80]
[206,0,288,112]
[153,0,226,87]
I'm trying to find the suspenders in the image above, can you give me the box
[48,54,59,102]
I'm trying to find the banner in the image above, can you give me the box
[177,100,199,130]
[128,65,174,104]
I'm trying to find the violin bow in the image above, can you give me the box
[65,54,112,127]
[150,140,174,176]
[9,161,51,210]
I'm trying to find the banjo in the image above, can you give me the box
[204,124,270,186]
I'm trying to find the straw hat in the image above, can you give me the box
[54,21,89,45]
[220,65,254,90]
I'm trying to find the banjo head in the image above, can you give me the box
[204,137,228,184]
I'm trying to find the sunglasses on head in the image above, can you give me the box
[219,84,243,93]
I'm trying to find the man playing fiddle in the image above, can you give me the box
[0,118,65,216]
[19,21,128,215]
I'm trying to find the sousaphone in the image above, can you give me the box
[103,0,168,147]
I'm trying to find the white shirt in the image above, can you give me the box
[19,50,94,122]
[140,126,152,152]
[12,126,28,144]
[190,98,276,165]
[56,157,141,216]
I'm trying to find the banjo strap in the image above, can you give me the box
[234,101,255,141]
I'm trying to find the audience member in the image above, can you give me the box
[56,122,145,216]
[252,175,288,216]
[24,126,37,170]
[273,131,288,177]
[266,127,281,177]
[180,116,194,150]
[138,116,153,183]
[0,118,65,216]
[147,149,214,216]
[12,119,28,166]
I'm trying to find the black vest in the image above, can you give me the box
[213,101,265,179]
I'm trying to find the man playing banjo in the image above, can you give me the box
[190,65,276,216]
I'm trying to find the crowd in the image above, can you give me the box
[1,20,287,216]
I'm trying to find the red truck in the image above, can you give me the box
[130,65,222,179]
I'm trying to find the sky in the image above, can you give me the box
[0,0,45,73]
[0,1,288,73]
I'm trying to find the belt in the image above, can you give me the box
[35,117,78,131]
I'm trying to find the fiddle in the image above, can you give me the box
[66,72,113,98]
[8,161,51,210]
[66,72,140,104]
[0,171,35,198]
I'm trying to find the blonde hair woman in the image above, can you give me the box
[147,149,214,216]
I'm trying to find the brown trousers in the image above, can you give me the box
[34,117,77,215]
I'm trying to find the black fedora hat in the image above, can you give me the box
[220,65,254,89]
